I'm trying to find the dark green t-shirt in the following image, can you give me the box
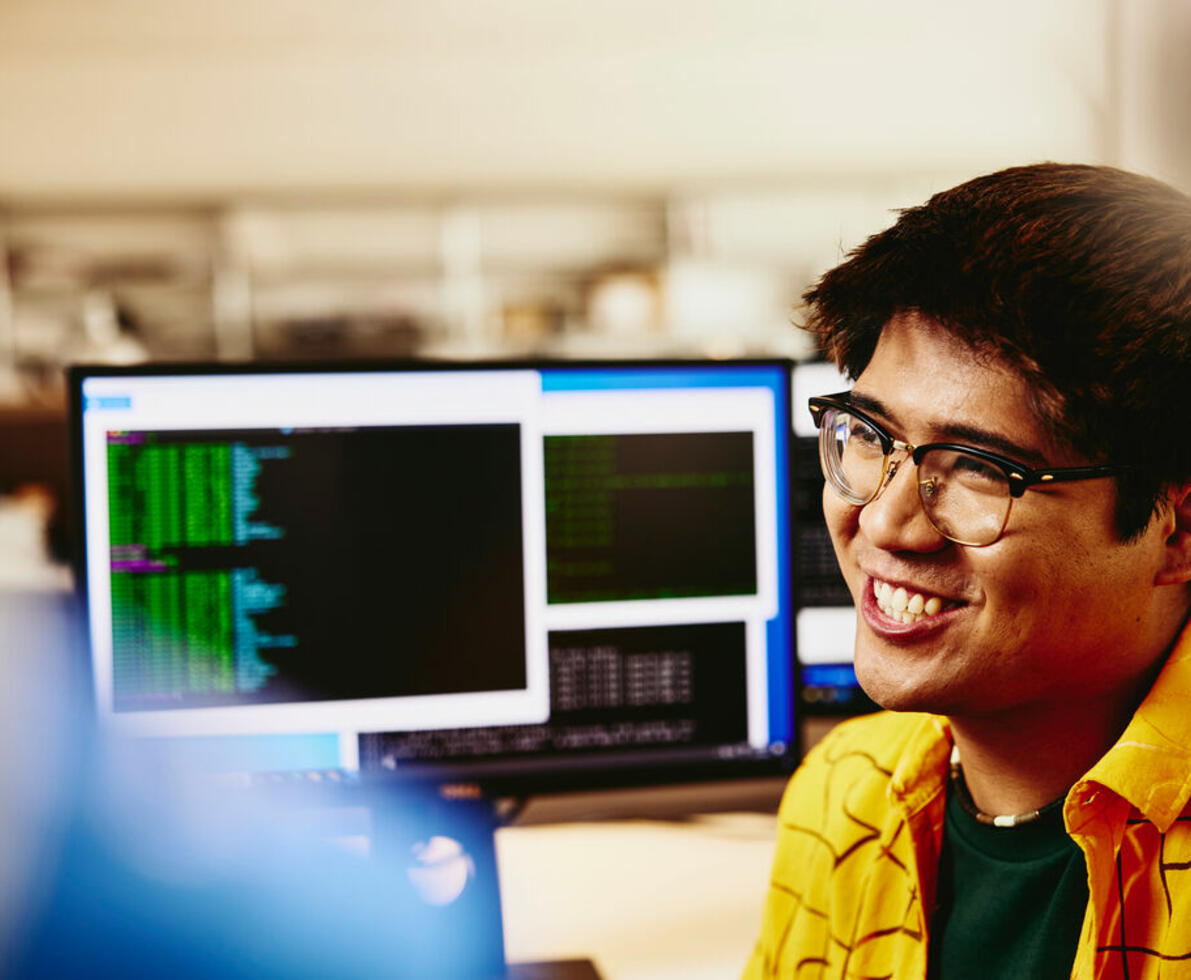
[928,786,1089,980]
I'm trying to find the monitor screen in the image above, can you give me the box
[70,361,796,793]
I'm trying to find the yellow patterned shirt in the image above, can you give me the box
[744,625,1191,979]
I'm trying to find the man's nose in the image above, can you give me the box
[857,454,947,552]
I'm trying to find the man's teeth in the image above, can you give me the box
[873,579,946,624]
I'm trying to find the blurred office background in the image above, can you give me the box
[4,0,1190,574]
[2,0,1189,382]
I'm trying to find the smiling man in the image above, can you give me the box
[745,164,1191,980]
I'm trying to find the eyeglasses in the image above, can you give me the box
[807,391,1122,546]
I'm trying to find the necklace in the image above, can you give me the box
[948,745,1066,829]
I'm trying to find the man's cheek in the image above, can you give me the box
[822,497,857,562]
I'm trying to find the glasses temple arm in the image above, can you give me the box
[1030,463,1123,484]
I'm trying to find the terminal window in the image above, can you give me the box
[544,432,757,603]
[105,423,527,712]
[360,621,749,769]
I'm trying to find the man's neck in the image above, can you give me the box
[945,608,1191,818]
[947,692,1145,818]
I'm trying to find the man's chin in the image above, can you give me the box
[852,648,951,715]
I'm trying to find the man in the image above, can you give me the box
[745,163,1191,979]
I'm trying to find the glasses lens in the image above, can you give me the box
[819,408,887,505]
[916,448,1011,546]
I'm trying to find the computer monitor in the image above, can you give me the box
[69,360,797,795]
[790,360,873,716]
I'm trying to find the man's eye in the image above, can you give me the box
[950,453,1004,485]
[848,421,882,447]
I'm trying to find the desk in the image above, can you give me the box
[498,811,778,980]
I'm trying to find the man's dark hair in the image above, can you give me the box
[803,162,1191,539]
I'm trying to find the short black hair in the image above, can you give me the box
[803,163,1191,539]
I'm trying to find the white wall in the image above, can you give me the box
[0,0,1118,199]
[1118,0,1191,190]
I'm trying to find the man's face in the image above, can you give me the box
[824,312,1181,719]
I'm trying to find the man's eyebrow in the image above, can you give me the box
[848,390,1051,468]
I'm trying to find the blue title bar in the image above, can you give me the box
[84,396,133,411]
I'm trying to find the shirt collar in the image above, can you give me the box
[1078,616,1191,832]
[888,714,952,816]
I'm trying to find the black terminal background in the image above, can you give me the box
[125,424,527,706]
[545,431,757,603]
[792,434,852,608]
[792,431,876,715]
[359,620,749,767]
[544,621,747,735]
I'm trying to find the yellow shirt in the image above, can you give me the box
[744,627,1191,979]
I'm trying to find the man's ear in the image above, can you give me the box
[1156,484,1191,586]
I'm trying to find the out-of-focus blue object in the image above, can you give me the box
[0,592,507,979]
